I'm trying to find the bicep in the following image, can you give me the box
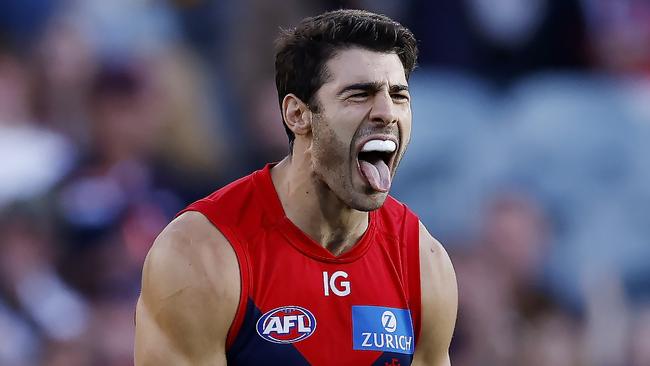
[135,296,221,366]
[134,213,239,365]
[412,222,458,366]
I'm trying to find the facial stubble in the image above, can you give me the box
[310,112,389,212]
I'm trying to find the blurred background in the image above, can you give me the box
[0,0,648,365]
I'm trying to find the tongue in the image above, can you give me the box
[359,159,391,192]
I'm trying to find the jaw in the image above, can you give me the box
[305,155,386,213]
[307,125,405,212]
[344,160,390,211]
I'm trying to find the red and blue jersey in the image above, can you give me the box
[179,164,422,365]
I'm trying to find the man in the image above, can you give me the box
[135,9,457,366]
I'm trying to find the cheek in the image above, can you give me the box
[313,121,349,170]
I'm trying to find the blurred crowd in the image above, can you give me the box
[0,0,649,365]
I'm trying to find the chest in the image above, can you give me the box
[227,231,417,366]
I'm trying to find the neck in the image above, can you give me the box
[271,155,369,256]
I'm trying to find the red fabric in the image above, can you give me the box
[177,164,422,364]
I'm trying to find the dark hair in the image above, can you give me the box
[274,9,418,152]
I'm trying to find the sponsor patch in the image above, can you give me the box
[256,306,316,344]
[352,306,414,354]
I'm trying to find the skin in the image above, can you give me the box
[135,47,457,365]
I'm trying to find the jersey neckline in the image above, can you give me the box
[252,163,378,263]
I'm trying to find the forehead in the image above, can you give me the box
[322,48,407,90]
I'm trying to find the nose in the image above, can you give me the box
[369,91,398,126]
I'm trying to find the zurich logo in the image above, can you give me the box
[256,306,317,344]
[382,310,397,333]
[352,306,414,354]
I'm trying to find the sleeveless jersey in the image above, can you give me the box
[178,164,422,366]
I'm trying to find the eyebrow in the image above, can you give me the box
[336,82,409,96]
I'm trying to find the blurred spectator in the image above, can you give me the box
[0,49,75,209]
[0,204,89,364]
[0,298,38,365]
[408,0,591,85]
[148,45,231,200]
[581,0,650,74]
[53,62,178,298]
[451,192,584,365]
[31,19,97,146]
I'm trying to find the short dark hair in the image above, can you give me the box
[274,9,418,152]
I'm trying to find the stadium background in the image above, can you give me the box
[0,0,649,364]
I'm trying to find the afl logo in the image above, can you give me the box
[256,306,317,344]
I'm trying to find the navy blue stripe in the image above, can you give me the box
[370,352,413,366]
[226,298,311,366]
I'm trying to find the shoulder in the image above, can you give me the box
[141,211,240,301]
[412,221,457,365]
[135,211,240,363]
[418,222,457,296]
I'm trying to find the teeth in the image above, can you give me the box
[361,139,397,153]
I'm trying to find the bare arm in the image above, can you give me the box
[412,222,458,366]
[134,211,240,365]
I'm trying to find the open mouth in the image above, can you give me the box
[356,138,398,193]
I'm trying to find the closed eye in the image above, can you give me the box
[349,92,368,99]
[346,92,369,102]
[391,93,410,102]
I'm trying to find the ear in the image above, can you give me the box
[282,94,312,136]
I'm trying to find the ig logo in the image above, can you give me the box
[323,271,351,297]
[382,311,397,333]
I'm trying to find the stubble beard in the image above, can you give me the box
[311,114,388,212]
